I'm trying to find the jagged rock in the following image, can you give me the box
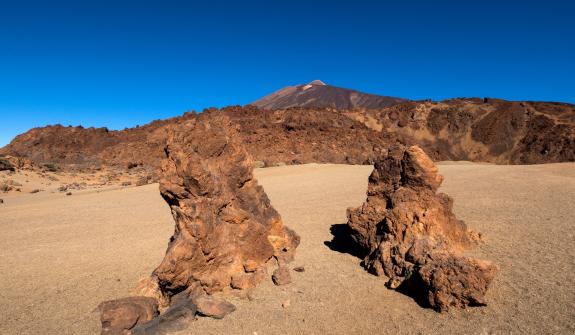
[97,296,158,335]
[417,254,498,310]
[194,295,236,319]
[272,266,292,286]
[153,112,299,296]
[131,291,197,335]
[347,145,498,311]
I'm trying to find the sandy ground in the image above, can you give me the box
[0,163,574,334]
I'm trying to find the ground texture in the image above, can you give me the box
[0,163,573,334]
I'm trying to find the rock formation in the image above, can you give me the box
[153,111,300,295]
[347,145,498,311]
[2,99,573,171]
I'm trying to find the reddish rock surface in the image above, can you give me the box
[153,112,300,295]
[2,99,572,172]
[347,145,498,311]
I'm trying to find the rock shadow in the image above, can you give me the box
[324,223,367,259]
[324,223,435,311]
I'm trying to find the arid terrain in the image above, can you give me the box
[1,162,573,334]
[2,97,574,172]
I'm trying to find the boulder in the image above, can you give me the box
[152,112,300,296]
[131,292,197,335]
[347,145,498,311]
[97,296,158,335]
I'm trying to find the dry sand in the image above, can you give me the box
[0,163,574,334]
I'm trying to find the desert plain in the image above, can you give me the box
[0,162,574,334]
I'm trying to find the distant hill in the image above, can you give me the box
[251,80,407,110]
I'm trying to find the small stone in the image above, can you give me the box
[66,192,72,196]
[293,266,305,272]
[194,295,236,319]
[30,189,41,194]
[272,266,292,286]
[0,199,3,204]
[281,299,290,308]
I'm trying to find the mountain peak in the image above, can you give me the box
[308,79,326,86]
[251,81,407,110]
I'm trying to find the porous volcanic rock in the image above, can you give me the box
[153,112,300,296]
[347,145,498,311]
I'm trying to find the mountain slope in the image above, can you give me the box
[251,80,407,110]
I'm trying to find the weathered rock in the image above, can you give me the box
[231,269,266,290]
[131,292,197,335]
[194,295,236,319]
[272,266,292,286]
[293,266,305,273]
[132,277,170,308]
[0,198,4,204]
[347,145,498,311]
[153,112,299,296]
[97,296,158,335]
[417,254,499,310]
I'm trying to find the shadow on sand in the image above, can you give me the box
[324,223,434,310]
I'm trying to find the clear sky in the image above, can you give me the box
[1,0,574,146]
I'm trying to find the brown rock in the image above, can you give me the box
[131,291,197,335]
[417,254,499,310]
[97,296,158,335]
[231,269,266,290]
[293,266,305,272]
[152,112,299,296]
[194,295,236,319]
[272,266,292,286]
[347,145,498,311]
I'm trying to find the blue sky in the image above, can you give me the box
[1,0,574,146]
